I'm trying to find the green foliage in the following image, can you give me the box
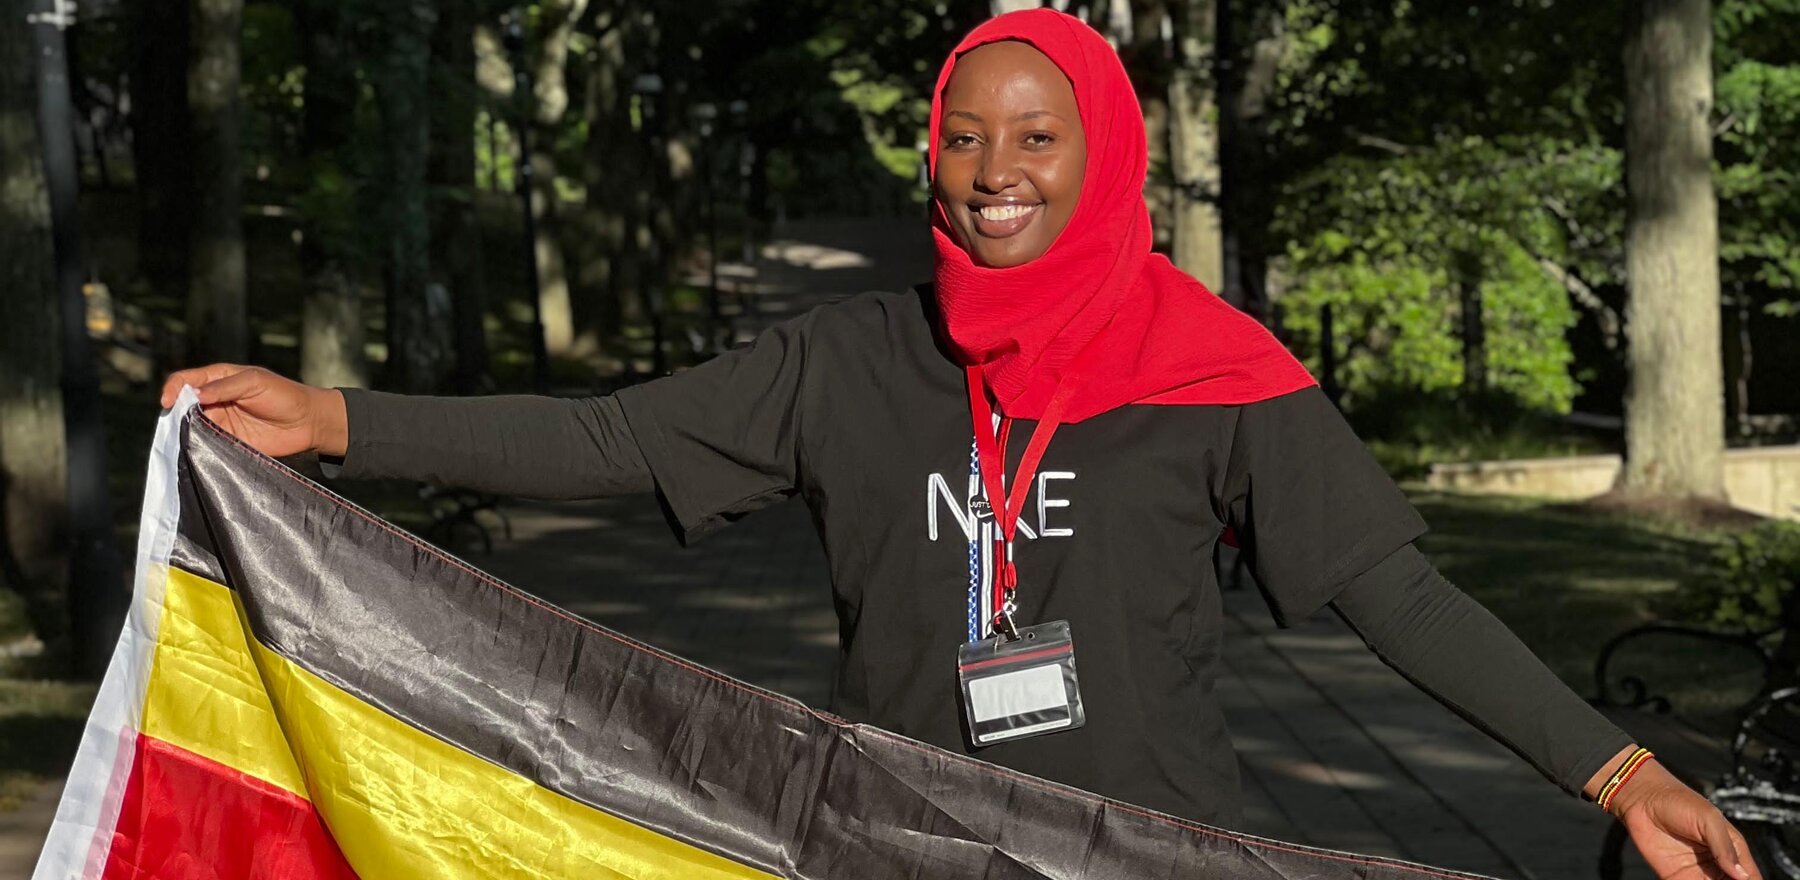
[1347,383,1610,479]
[473,112,518,194]
[292,161,374,266]
[753,0,954,214]
[830,67,930,185]
[0,680,97,811]
[1716,3,1800,320]
[1260,0,1632,417]
[71,0,1800,408]
[1278,136,1599,412]
[1678,522,1800,631]
[242,3,305,176]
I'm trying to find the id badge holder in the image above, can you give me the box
[956,620,1086,747]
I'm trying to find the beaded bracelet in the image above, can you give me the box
[1596,747,1655,813]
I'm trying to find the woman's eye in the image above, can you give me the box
[1024,132,1057,147]
[945,134,979,149]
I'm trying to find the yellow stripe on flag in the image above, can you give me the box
[156,565,775,879]
[143,565,308,797]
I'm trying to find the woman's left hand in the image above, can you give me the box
[1610,760,1763,880]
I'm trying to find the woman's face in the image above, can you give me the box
[934,41,1086,269]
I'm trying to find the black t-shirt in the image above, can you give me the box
[614,287,1427,826]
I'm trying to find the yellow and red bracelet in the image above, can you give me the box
[1596,747,1655,812]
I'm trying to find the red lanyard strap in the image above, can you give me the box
[966,367,1077,629]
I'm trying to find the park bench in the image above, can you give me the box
[409,378,648,555]
[1591,588,1800,879]
[419,485,512,555]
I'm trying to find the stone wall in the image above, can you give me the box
[1425,446,1800,521]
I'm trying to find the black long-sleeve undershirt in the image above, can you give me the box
[334,386,1629,798]
[338,389,653,497]
[1330,545,1631,797]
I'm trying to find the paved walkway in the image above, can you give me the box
[3,218,1646,879]
[0,784,58,879]
[475,494,1638,880]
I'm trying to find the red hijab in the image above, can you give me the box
[929,9,1316,422]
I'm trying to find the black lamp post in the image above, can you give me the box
[503,12,550,394]
[733,100,755,326]
[917,135,930,194]
[30,0,126,676]
[633,72,667,375]
[691,101,721,352]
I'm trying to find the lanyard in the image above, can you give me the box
[965,366,1078,638]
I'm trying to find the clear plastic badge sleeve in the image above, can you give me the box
[956,619,1086,746]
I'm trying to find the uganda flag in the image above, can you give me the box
[34,390,1496,880]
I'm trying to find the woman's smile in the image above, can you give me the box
[971,199,1043,238]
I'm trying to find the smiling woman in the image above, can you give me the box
[155,8,1760,880]
[933,41,1087,268]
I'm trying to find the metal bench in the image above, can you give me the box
[419,485,512,555]
[1591,592,1800,879]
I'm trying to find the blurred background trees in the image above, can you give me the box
[4,0,1799,673]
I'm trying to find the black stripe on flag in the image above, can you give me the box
[175,412,1495,880]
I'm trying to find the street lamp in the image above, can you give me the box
[691,101,721,352]
[917,136,930,194]
[503,12,550,394]
[28,0,127,676]
[633,73,668,376]
[731,100,755,327]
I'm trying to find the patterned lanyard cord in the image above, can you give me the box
[965,439,982,643]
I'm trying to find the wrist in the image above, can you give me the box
[1584,744,1636,802]
[1604,760,1664,818]
[312,388,350,458]
[1596,747,1659,816]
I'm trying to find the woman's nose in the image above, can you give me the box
[974,144,1023,193]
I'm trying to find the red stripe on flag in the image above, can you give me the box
[102,735,357,879]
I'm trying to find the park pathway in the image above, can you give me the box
[3,218,1638,879]
[475,493,1634,880]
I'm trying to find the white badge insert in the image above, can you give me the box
[956,619,1086,746]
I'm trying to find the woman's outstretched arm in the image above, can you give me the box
[159,365,652,499]
[1328,545,1629,795]
[1331,546,1759,880]
[335,389,651,498]
[163,304,814,518]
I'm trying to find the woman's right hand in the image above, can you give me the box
[159,365,349,459]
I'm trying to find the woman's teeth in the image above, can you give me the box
[978,204,1037,221]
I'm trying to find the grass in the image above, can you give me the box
[0,680,95,811]
[1346,386,1616,481]
[1412,489,1763,728]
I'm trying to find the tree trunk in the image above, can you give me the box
[1457,251,1487,393]
[583,14,655,343]
[186,0,248,364]
[1319,302,1341,406]
[130,0,192,307]
[1617,0,1725,499]
[1167,0,1223,290]
[574,21,631,355]
[1124,0,1172,248]
[0,9,70,660]
[1724,288,1751,437]
[431,0,490,393]
[529,0,588,359]
[295,0,366,390]
[1217,0,1283,321]
[374,0,449,393]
